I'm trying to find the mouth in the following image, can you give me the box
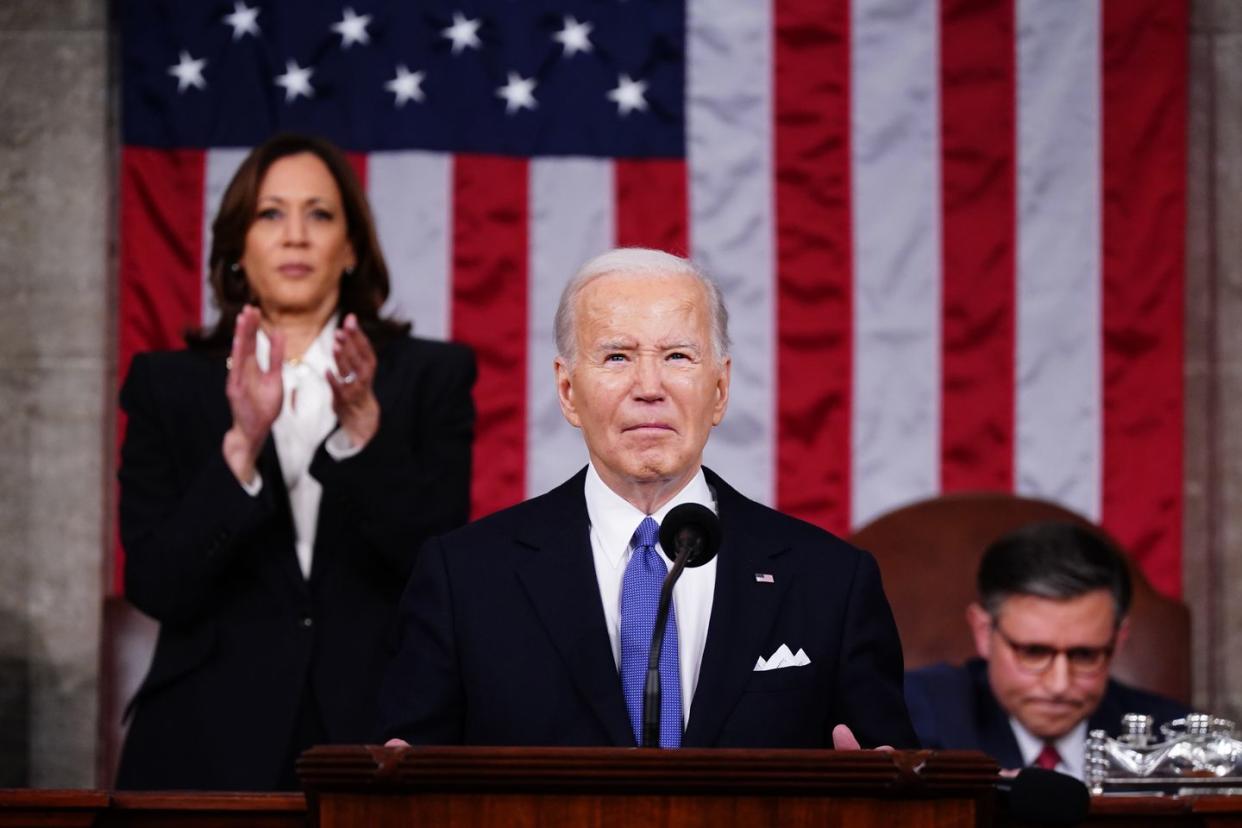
[623,423,675,434]
[278,263,313,277]
[1024,698,1082,712]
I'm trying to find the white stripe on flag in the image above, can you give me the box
[1015,0,1102,519]
[525,157,612,497]
[370,151,453,341]
[201,148,249,328]
[850,0,942,527]
[687,0,776,506]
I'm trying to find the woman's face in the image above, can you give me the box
[240,152,356,322]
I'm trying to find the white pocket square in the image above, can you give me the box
[753,643,811,671]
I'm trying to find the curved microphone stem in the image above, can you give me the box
[641,547,690,748]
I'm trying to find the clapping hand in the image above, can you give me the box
[222,305,284,485]
[328,313,381,449]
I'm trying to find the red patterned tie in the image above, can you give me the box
[1034,743,1061,770]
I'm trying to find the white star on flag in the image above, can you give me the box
[331,7,372,48]
[607,74,648,115]
[168,51,207,93]
[275,60,314,102]
[496,72,537,114]
[222,1,260,40]
[442,12,482,55]
[385,65,426,106]
[553,16,593,57]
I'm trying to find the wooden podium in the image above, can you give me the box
[297,746,999,828]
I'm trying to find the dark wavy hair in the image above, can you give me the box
[977,522,1132,627]
[187,133,410,350]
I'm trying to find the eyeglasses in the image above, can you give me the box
[992,623,1115,676]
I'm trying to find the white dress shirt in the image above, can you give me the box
[1011,717,1088,780]
[584,463,718,726]
[250,318,361,579]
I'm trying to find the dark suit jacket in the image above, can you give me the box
[115,335,475,790]
[904,658,1189,768]
[379,467,918,749]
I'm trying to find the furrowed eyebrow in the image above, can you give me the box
[595,340,637,352]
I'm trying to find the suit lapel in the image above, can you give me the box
[970,661,1025,768]
[683,471,794,746]
[513,471,634,746]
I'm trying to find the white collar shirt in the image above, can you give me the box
[1010,717,1088,780]
[584,463,718,727]
[255,318,360,579]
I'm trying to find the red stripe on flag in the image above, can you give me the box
[774,0,852,534]
[345,152,367,191]
[938,0,1016,493]
[451,154,529,519]
[115,147,207,593]
[615,159,688,255]
[118,148,207,375]
[1101,0,1187,597]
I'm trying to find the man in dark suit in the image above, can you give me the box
[380,247,917,750]
[904,523,1187,778]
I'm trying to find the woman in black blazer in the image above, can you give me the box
[115,134,475,790]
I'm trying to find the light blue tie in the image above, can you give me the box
[620,516,682,747]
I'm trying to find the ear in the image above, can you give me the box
[967,602,993,660]
[555,356,581,428]
[1111,616,1131,659]
[711,356,731,426]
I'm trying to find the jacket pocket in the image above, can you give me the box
[742,663,815,693]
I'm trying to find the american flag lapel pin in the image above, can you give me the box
[754,573,774,584]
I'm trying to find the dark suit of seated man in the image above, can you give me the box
[380,247,918,750]
[905,523,1187,778]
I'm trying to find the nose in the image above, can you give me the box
[281,212,308,246]
[1041,653,1072,694]
[632,353,664,401]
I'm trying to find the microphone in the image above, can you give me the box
[658,503,722,568]
[641,504,722,747]
[996,768,1090,825]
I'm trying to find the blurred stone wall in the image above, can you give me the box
[0,0,110,787]
[1186,0,1242,721]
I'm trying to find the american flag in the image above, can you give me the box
[117,0,1186,597]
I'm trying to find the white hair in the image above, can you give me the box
[553,247,731,365]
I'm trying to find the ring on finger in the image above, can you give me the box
[340,370,358,385]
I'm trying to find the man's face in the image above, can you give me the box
[555,271,730,497]
[968,589,1126,741]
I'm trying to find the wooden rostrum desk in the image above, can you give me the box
[295,746,1242,828]
[6,748,1242,827]
[297,745,998,828]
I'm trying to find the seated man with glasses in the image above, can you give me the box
[904,522,1187,779]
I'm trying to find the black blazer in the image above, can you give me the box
[115,335,475,790]
[379,467,918,749]
[905,659,1189,768]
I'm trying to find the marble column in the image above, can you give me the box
[1186,0,1242,720]
[0,0,110,787]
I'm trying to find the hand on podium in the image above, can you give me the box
[832,724,894,752]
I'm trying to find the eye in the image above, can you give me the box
[604,353,628,363]
[256,207,282,220]
[1066,646,1109,667]
[1017,644,1056,660]
[309,207,335,222]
